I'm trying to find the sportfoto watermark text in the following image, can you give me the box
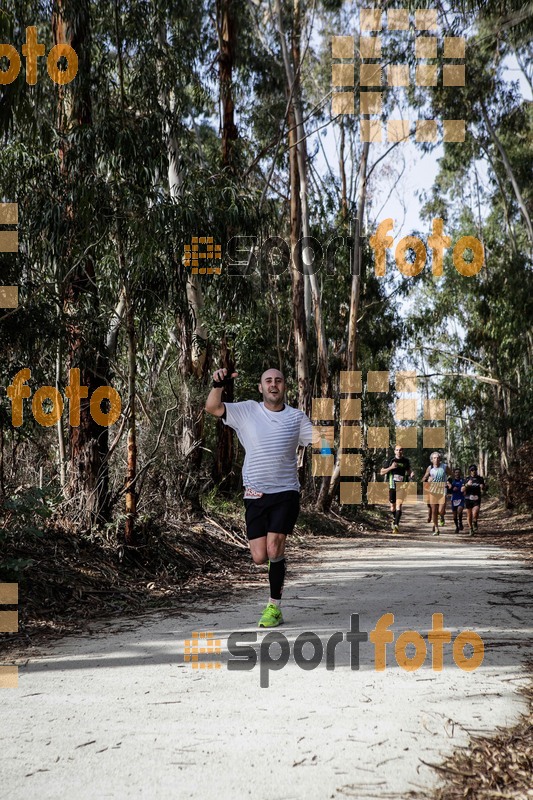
[191,613,485,688]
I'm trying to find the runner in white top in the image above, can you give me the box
[422,452,451,536]
[205,367,313,628]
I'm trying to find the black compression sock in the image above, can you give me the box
[394,509,402,525]
[268,556,286,601]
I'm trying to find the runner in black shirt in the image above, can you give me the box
[462,464,487,536]
[380,445,415,533]
[447,468,465,533]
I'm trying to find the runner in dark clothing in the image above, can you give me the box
[447,468,465,533]
[462,464,487,536]
[380,446,415,533]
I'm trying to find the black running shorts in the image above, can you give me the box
[464,498,481,509]
[389,486,409,504]
[243,491,300,540]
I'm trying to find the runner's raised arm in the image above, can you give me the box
[205,368,238,417]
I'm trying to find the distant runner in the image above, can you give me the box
[205,367,313,628]
[462,464,487,536]
[422,452,451,536]
[447,468,465,533]
[380,446,415,533]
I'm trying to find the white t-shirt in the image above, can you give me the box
[222,400,313,493]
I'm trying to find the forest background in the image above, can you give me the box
[0,0,531,590]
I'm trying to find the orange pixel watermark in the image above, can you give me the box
[0,202,18,309]
[0,583,19,689]
[183,237,222,275]
[332,7,466,143]
[312,370,446,503]
[184,631,222,669]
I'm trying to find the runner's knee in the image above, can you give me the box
[249,540,268,565]
[266,538,285,560]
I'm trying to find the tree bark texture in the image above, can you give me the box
[217,0,239,167]
[54,0,111,527]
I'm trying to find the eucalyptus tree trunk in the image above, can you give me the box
[213,334,236,488]
[339,119,348,221]
[320,141,370,512]
[276,0,329,400]
[493,383,509,486]
[346,141,370,370]
[54,0,111,527]
[156,20,209,491]
[186,275,209,474]
[124,287,137,546]
[481,105,533,246]
[217,0,239,167]
[55,332,66,489]
[213,0,240,486]
[288,102,310,413]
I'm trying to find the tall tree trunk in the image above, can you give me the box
[124,287,137,545]
[494,384,509,476]
[346,141,370,370]
[321,141,370,511]
[504,386,514,462]
[288,87,309,412]
[339,119,348,221]
[481,105,533,246]
[0,426,5,497]
[213,1,239,480]
[54,0,111,527]
[276,0,309,321]
[55,332,66,489]
[276,0,329,396]
[156,19,209,491]
[213,333,236,488]
[217,0,238,167]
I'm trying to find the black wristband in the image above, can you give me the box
[213,377,234,388]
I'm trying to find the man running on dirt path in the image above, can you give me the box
[463,464,487,536]
[205,367,313,628]
[380,446,415,534]
[447,467,465,533]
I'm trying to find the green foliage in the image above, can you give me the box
[0,487,54,580]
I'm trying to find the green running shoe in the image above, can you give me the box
[258,603,283,628]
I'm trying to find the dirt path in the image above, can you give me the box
[1,503,531,799]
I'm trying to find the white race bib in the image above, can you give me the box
[244,487,264,499]
[393,475,404,482]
